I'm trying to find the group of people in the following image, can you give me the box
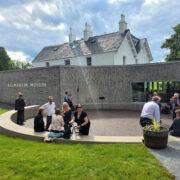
[34,94,91,139]
[140,92,180,137]
[15,90,180,139]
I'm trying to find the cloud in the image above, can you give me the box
[7,50,30,62]
[0,14,5,21]
[0,0,180,63]
[108,0,130,4]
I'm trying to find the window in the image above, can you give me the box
[64,59,70,65]
[46,62,50,67]
[123,56,126,65]
[86,57,92,66]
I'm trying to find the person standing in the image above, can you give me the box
[64,91,69,103]
[140,96,161,127]
[67,93,74,112]
[62,102,72,138]
[15,92,26,125]
[41,96,56,131]
[170,93,180,120]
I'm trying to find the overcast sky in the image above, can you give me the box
[0,0,179,62]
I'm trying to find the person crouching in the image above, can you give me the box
[70,104,90,135]
[140,96,161,127]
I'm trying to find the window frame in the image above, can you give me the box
[64,59,70,66]
[86,57,92,66]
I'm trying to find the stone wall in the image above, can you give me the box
[0,62,180,109]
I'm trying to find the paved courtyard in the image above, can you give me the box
[24,110,172,136]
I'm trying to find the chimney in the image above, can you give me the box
[119,14,127,33]
[69,27,76,43]
[84,22,93,41]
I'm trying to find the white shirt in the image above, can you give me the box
[41,102,56,116]
[50,114,64,131]
[141,101,160,122]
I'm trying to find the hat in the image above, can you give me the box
[175,109,180,113]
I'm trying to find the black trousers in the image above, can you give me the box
[46,116,52,130]
[17,110,24,125]
[79,123,90,135]
[140,117,152,127]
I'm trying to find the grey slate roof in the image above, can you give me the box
[33,30,140,62]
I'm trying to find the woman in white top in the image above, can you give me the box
[49,109,65,138]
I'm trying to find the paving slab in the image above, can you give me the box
[25,110,172,136]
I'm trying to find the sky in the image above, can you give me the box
[0,0,179,62]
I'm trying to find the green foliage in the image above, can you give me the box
[0,134,173,180]
[0,108,9,115]
[0,47,12,71]
[161,24,180,61]
[151,119,160,131]
[143,119,161,132]
[12,60,32,70]
[0,47,32,71]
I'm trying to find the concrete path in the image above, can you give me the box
[25,110,172,136]
[149,136,180,180]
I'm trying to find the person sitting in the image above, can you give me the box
[48,109,65,138]
[140,96,161,127]
[70,104,90,135]
[34,108,45,132]
[169,109,180,137]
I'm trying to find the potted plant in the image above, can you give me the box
[143,119,169,149]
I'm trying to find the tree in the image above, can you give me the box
[161,24,180,61]
[0,47,32,71]
[0,47,12,71]
[13,61,32,69]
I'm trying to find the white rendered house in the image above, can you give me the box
[32,15,153,67]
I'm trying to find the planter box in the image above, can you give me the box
[143,128,169,149]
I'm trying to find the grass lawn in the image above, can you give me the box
[0,135,173,180]
[0,109,173,180]
[0,108,9,115]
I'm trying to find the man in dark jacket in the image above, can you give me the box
[15,92,26,125]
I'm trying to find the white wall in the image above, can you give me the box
[114,36,136,65]
[91,52,114,66]
[32,52,115,67]
[32,37,150,68]
[137,45,150,64]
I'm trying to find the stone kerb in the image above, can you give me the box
[0,105,143,143]
[0,105,46,141]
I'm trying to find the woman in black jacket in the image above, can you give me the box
[71,104,90,135]
[34,108,45,132]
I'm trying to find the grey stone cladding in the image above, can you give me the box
[0,61,179,109]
